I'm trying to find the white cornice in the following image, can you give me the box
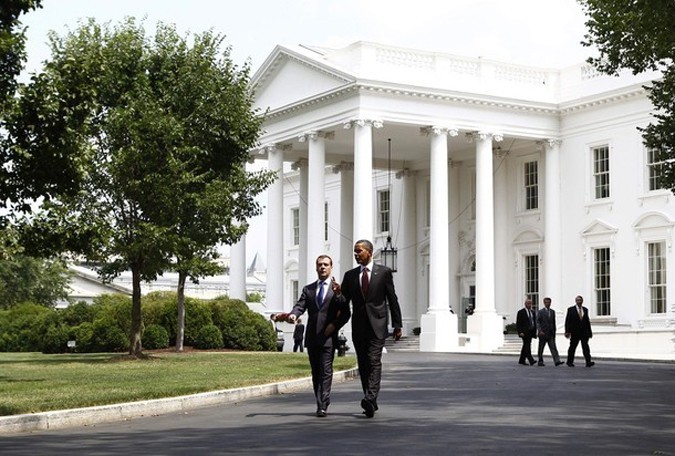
[559,85,650,114]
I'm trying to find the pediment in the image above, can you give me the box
[252,47,354,113]
[632,211,674,231]
[513,228,543,244]
[580,219,618,237]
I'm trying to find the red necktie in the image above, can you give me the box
[361,267,369,295]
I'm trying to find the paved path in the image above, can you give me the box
[1,353,674,455]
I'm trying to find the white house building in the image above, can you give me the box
[236,41,673,357]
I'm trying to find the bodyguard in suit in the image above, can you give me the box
[286,255,351,417]
[564,295,595,367]
[333,239,402,418]
[516,298,537,366]
[536,297,564,366]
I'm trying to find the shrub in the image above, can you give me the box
[195,324,224,349]
[143,324,170,350]
[60,300,96,326]
[91,318,129,352]
[42,325,69,354]
[71,322,94,352]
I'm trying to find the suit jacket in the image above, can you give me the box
[516,307,537,338]
[341,263,402,340]
[536,307,557,339]
[291,280,351,348]
[565,305,593,339]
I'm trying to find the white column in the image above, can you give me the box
[345,119,381,243]
[303,132,326,278]
[467,132,504,352]
[396,168,417,332]
[544,139,562,305]
[230,236,247,301]
[420,127,458,352]
[291,159,309,288]
[266,144,284,312]
[493,147,509,316]
[334,162,354,278]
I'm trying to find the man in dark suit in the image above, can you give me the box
[536,297,564,366]
[516,298,537,366]
[292,318,305,352]
[281,255,351,417]
[334,239,402,418]
[564,295,595,367]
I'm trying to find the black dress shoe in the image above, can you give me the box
[529,360,537,366]
[518,361,527,365]
[361,399,375,418]
[316,409,327,417]
[555,361,565,366]
[586,361,595,367]
[567,363,575,367]
[537,362,545,367]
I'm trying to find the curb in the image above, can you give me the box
[0,368,359,435]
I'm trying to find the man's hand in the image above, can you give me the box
[331,279,341,296]
[393,327,402,341]
[324,322,336,337]
[564,332,570,339]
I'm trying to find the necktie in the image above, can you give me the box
[578,306,583,320]
[317,281,325,307]
[528,310,533,328]
[361,267,369,295]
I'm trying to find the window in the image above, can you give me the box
[291,208,299,246]
[378,189,390,233]
[594,247,611,315]
[291,280,299,302]
[593,145,610,199]
[648,242,667,314]
[524,254,539,309]
[647,148,666,191]
[524,161,539,210]
[324,202,329,241]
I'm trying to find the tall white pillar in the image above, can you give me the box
[493,147,509,315]
[296,159,308,288]
[230,236,247,301]
[544,139,562,305]
[303,132,327,279]
[334,162,354,279]
[396,168,417,332]
[266,144,284,312]
[467,132,504,352]
[420,127,458,352]
[345,119,381,243]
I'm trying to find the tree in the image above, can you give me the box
[579,0,675,188]
[11,19,272,356]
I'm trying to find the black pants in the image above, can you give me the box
[307,343,335,411]
[352,323,385,405]
[567,336,592,365]
[293,340,303,352]
[519,335,535,364]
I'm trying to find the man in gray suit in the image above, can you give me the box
[536,297,564,366]
[334,239,402,418]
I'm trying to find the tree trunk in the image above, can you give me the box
[129,266,143,356]
[175,270,187,352]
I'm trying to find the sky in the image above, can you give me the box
[20,0,593,265]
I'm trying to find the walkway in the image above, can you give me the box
[1,352,673,455]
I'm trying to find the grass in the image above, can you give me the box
[0,351,357,416]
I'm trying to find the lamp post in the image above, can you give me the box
[382,138,398,272]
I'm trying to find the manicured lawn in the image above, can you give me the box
[0,351,357,416]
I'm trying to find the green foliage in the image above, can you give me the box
[195,324,224,349]
[580,0,675,189]
[221,304,275,351]
[143,324,170,350]
[42,325,69,354]
[0,252,70,309]
[246,292,264,303]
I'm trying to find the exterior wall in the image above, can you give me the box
[257,42,674,356]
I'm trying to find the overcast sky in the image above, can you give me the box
[20,0,593,265]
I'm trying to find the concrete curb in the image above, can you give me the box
[0,368,359,435]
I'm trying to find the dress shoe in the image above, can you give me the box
[586,361,595,367]
[537,361,545,367]
[316,409,327,417]
[529,360,537,366]
[518,361,527,365]
[361,399,375,418]
[567,362,575,367]
[555,361,565,366]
